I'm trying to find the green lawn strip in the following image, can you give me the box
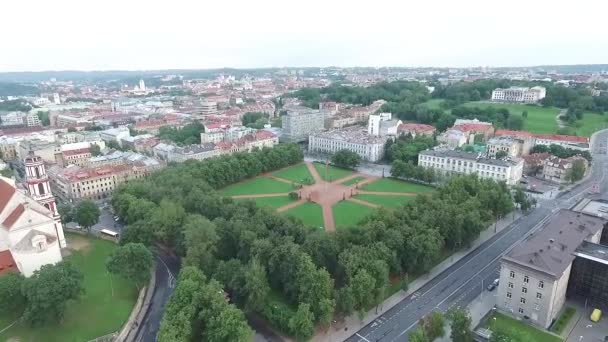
[222,177,295,196]
[283,202,324,228]
[271,163,315,184]
[463,102,559,134]
[333,200,375,228]
[313,162,355,182]
[551,307,576,334]
[420,99,445,110]
[341,176,366,186]
[572,112,608,137]
[235,196,296,209]
[485,312,563,342]
[0,235,137,342]
[354,194,415,209]
[361,178,434,193]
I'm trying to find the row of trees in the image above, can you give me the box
[530,144,592,162]
[157,267,253,342]
[113,140,514,339]
[450,106,524,130]
[384,134,437,164]
[158,121,205,146]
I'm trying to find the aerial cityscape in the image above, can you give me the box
[1,1,608,342]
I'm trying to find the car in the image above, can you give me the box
[487,278,499,291]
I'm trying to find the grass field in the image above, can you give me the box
[271,163,315,184]
[463,101,559,134]
[354,194,416,208]
[236,196,296,209]
[222,177,295,196]
[420,99,445,110]
[0,235,137,342]
[313,162,355,182]
[341,176,366,186]
[283,202,324,228]
[484,313,562,342]
[333,201,375,228]
[573,112,608,136]
[361,178,435,193]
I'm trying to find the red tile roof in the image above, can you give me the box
[0,250,17,275]
[0,179,16,214]
[453,123,494,133]
[63,148,91,156]
[398,123,436,132]
[2,203,24,229]
[534,134,589,144]
[495,129,534,138]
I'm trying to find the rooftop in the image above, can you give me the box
[311,126,388,144]
[503,210,606,278]
[575,241,608,265]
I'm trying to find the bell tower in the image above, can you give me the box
[23,151,67,248]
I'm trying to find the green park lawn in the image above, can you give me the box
[354,194,416,209]
[333,201,375,228]
[236,196,296,209]
[0,235,138,342]
[361,178,435,194]
[573,112,608,137]
[341,176,366,186]
[283,202,324,228]
[222,177,295,196]
[484,312,562,342]
[463,101,559,134]
[271,163,315,184]
[313,162,355,182]
[420,99,445,110]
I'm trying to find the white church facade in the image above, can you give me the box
[0,152,67,277]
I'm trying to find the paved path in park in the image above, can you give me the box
[231,192,290,199]
[305,162,324,183]
[266,175,295,184]
[347,197,380,208]
[356,190,418,196]
[276,199,306,213]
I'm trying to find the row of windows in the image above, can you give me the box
[419,156,507,172]
[509,271,544,288]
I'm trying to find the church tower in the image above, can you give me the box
[24,151,67,248]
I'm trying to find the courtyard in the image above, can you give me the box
[225,162,434,230]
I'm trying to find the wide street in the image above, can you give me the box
[346,131,608,342]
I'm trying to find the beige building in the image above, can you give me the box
[497,210,605,328]
[308,126,388,162]
[418,149,524,185]
[487,136,520,158]
[491,86,546,103]
[542,156,588,184]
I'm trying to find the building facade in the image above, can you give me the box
[418,149,524,185]
[491,86,547,103]
[542,156,589,184]
[487,136,520,158]
[308,126,387,162]
[281,108,326,143]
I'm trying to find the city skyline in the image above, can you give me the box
[2,0,607,72]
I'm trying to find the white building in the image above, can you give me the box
[367,112,393,136]
[491,86,547,103]
[308,126,388,162]
[167,143,219,163]
[200,100,218,115]
[100,127,131,146]
[534,134,590,151]
[281,107,327,143]
[437,129,468,149]
[0,153,67,277]
[418,149,524,185]
[486,136,521,158]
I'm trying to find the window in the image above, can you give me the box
[522,287,527,293]
[536,293,542,299]
[519,308,524,314]
[506,292,512,299]
[523,275,529,283]
[508,282,513,289]
[534,304,540,311]
[510,271,515,278]
[520,298,526,304]
[538,281,544,289]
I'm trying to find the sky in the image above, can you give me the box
[2,0,607,72]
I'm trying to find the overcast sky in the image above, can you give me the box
[2,0,607,72]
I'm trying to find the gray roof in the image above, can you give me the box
[503,210,606,278]
[420,149,479,161]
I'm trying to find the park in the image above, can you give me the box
[224,162,434,230]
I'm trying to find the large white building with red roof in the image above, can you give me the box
[0,154,66,276]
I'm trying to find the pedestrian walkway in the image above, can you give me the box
[313,211,524,342]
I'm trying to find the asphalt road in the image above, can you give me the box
[346,133,608,342]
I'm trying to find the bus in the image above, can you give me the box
[100,229,119,240]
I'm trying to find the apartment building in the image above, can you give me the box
[534,134,590,151]
[491,86,547,103]
[167,143,219,163]
[418,149,524,185]
[60,148,91,167]
[496,209,605,328]
[281,107,327,143]
[487,136,520,158]
[542,156,589,184]
[308,126,388,162]
[397,123,436,138]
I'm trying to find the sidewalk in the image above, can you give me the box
[313,211,524,342]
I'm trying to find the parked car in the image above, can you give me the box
[487,278,499,291]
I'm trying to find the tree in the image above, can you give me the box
[495,150,508,159]
[57,204,73,224]
[90,143,102,156]
[409,326,430,342]
[421,311,445,340]
[0,272,25,316]
[67,127,77,133]
[74,200,100,233]
[447,307,473,342]
[490,326,528,342]
[513,188,531,211]
[522,110,528,119]
[567,159,586,183]
[22,261,84,325]
[288,303,315,341]
[106,243,153,290]
[243,259,270,312]
[506,115,524,130]
[36,111,50,126]
[331,149,361,169]
[204,304,253,342]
